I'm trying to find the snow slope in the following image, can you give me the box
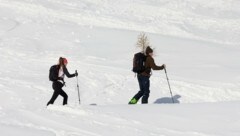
[0,0,240,135]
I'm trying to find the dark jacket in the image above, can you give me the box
[57,65,75,81]
[141,55,164,76]
[63,65,75,78]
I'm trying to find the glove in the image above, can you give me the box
[162,64,166,69]
[75,71,78,77]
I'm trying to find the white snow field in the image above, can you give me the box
[0,0,240,135]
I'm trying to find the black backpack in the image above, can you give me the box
[132,52,147,74]
[49,65,59,81]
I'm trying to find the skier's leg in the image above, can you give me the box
[129,75,144,104]
[142,76,150,104]
[47,82,60,106]
[59,90,68,105]
[47,91,59,106]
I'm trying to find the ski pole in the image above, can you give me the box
[164,67,174,103]
[76,70,80,104]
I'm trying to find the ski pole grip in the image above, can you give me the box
[75,70,78,77]
[164,67,167,73]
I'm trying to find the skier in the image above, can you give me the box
[47,57,78,106]
[129,46,165,104]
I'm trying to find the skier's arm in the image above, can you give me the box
[63,66,76,78]
[149,57,164,70]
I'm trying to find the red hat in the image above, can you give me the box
[63,58,68,64]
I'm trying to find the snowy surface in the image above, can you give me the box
[0,0,240,135]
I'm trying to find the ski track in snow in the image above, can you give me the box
[0,18,20,35]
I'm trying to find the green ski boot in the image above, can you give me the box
[128,98,138,104]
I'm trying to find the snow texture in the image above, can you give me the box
[0,0,240,135]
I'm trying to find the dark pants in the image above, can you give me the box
[47,81,68,106]
[133,74,150,104]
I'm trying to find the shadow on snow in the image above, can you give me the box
[154,94,181,104]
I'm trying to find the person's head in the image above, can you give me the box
[58,57,68,66]
[145,46,153,56]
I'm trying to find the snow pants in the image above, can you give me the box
[47,81,68,106]
[133,74,150,104]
